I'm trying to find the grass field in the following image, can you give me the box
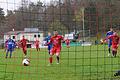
[0,45,120,80]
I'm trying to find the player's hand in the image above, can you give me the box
[44,43,48,46]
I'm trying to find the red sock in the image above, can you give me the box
[23,50,27,55]
[49,57,52,64]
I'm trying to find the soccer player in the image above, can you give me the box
[5,37,16,58]
[107,32,120,57]
[19,36,29,57]
[65,38,70,48]
[47,30,64,65]
[5,39,8,52]
[106,28,114,56]
[34,38,40,51]
[45,32,52,54]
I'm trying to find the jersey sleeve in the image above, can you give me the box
[47,37,53,45]
[106,32,109,37]
[108,35,113,39]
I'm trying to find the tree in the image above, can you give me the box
[0,8,5,23]
[49,20,68,35]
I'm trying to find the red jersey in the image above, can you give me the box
[20,38,28,47]
[35,40,40,46]
[108,35,120,46]
[65,39,70,44]
[49,35,64,48]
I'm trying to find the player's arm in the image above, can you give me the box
[61,36,65,42]
[5,40,8,47]
[47,38,52,45]
[18,40,23,47]
[119,37,120,44]
[107,35,113,39]
[13,40,16,48]
[106,32,108,37]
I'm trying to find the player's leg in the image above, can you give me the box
[114,46,118,57]
[48,45,51,55]
[36,45,40,51]
[9,49,13,58]
[6,49,9,58]
[112,50,115,57]
[114,50,117,57]
[36,45,38,51]
[67,44,70,48]
[112,49,117,57]
[23,47,27,57]
[112,45,118,57]
[56,48,61,64]
[4,47,7,52]
[38,47,40,51]
[56,54,60,64]
[48,48,55,65]
[36,47,38,51]
[108,43,111,56]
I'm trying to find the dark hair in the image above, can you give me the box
[54,30,57,32]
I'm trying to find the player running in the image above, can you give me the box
[65,38,70,48]
[5,37,16,58]
[106,28,114,56]
[106,32,120,57]
[47,30,64,65]
[5,39,8,52]
[19,36,29,57]
[45,32,52,55]
[34,38,40,51]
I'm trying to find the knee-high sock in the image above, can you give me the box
[109,48,111,53]
[49,57,52,64]
[56,56,59,63]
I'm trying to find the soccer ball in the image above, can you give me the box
[22,58,30,66]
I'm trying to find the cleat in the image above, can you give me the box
[56,63,59,64]
[47,63,52,66]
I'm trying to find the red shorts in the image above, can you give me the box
[22,46,27,52]
[66,43,70,46]
[36,45,39,48]
[112,45,118,49]
[50,47,61,55]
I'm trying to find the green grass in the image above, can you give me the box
[0,45,120,80]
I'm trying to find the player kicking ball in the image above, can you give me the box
[47,30,64,66]
[5,37,16,58]
[19,36,29,57]
[106,32,120,57]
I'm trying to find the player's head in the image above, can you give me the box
[54,30,58,36]
[48,32,51,36]
[110,28,113,31]
[22,35,25,39]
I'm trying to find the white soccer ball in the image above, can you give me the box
[22,58,30,66]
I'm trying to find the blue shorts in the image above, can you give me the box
[7,48,13,52]
[48,45,52,51]
[108,40,112,48]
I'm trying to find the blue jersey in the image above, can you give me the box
[6,39,15,49]
[106,31,114,37]
[45,36,52,50]
[106,31,114,46]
